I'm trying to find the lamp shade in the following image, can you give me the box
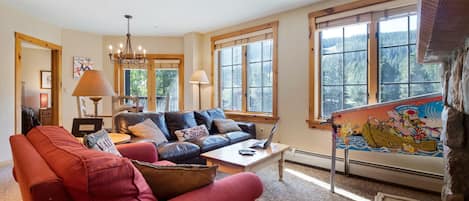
[189,70,209,84]
[72,70,115,97]
[40,93,48,108]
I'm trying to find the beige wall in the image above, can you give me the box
[21,48,52,111]
[0,2,62,162]
[202,0,444,174]
[61,29,104,130]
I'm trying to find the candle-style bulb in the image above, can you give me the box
[138,45,142,51]
[108,45,113,51]
[119,43,123,48]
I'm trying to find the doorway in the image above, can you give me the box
[15,32,62,133]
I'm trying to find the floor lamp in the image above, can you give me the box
[190,70,209,110]
[72,70,116,117]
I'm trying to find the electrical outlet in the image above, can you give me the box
[259,128,264,134]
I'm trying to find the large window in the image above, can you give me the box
[118,56,184,112]
[312,4,442,123]
[320,24,368,118]
[378,15,441,102]
[212,22,278,122]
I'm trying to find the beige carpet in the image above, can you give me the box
[0,161,439,201]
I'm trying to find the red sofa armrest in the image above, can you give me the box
[116,142,158,163]
[169,172,263,201]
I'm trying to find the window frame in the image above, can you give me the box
[211,21,279,123]
[114,54,185,112]
[308,0,440,129]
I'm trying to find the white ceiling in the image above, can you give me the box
[1,0,320,36]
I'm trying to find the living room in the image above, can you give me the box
[1,0,468,200]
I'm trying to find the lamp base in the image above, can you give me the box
[89,97,102,117]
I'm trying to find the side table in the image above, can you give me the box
[76,133,131,144]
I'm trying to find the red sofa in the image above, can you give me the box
[10,126,263,201]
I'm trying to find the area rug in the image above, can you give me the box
[375,192,420,201]
[216,162,440,201]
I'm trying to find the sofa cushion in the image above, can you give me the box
[165,112,197,140]
[194,110,213,132]
[175,125,210,142]
[157,142,200,163]
[114,113,145,134]
[206,108,226,133]
[132,160,216,200]
[26,126,156,201]
[143,112,171,138]
[189,135,230,153]
[221,131,253,144]
[207,108,226,119]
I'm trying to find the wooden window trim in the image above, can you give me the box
[308,0,392,130]
[211,21,279,123]
[114,54,185,111]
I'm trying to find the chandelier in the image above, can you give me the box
[108,15,146,65]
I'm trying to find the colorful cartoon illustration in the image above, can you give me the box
[333,94,443,157]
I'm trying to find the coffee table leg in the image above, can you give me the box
[279,152,285,181]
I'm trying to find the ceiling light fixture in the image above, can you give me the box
[108,15,146,66]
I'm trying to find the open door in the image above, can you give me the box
[15,32,62,133]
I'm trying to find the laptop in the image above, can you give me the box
[249,123,278,149]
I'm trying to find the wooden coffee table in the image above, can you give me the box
[201,139,290,181]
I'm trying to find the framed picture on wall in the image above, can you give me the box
[40,70,52,89]
[73,56,94,79]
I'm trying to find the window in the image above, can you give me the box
[155,68,179,112]
[220,46,243,111]
[212,22,278,123]
[117,55,184,112]
[124,69,148,110]
[378,15,441,102]
[309,3,442,127]
[320,24,368,118]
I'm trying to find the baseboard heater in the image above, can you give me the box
[285,149,443,192]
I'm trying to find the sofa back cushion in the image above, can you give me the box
[206,108,226,133]
[194,110,213,133]
[26,126,156,201]
[165,112,197,141]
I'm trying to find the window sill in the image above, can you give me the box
[306,119,331,130]
[225,112,279,124]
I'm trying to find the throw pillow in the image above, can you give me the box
[213,119,242,134]
[132,160,217,200]
[165,111,198,140]
[83,129,122,156]
[174,125,209,142]
[128,119,168,145]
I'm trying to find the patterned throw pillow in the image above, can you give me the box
[83,129,122,156]
[213,119,242,134]
[128,119,168,145]
[174,125,209,141]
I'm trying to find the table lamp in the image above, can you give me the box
[189,70,209,109]
[72,70,115,117]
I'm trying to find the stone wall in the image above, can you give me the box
[441,48,469,201]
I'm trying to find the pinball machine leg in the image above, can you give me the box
[344,146,350,176]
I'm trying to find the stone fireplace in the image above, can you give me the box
[441,47,469,200]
